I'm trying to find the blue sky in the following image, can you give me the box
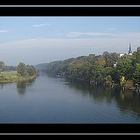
[0,17,140,65]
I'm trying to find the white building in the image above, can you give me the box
[113,63,117,67]
[120,53,125,57]
[119,43,132,57]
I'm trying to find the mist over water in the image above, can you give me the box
[0,41,132,66]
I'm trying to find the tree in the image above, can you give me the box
[133,63,140,84]
[110,53,119,65]
[26,65,36,76]
[17,63,27,76]
[0,61,5,72]
[44,48,138,88]
[103,51,111,67]
[136,47,140,63]
[111,68,120,84]
[116,55,134,80]
[95,56,106,66]
[87,54,96,64]
[120,76,127,89]
[105,75,112,87]
[103,52,119,67]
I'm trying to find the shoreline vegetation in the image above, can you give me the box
[0,62,37,84]
[43,46,140,93]
[0,71,37,84]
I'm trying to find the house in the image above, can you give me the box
[120,53,125,57]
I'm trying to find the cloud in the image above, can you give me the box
[0,37,139,65]
[1,31,140,51]
[32,23,50,28]
[1,31,140,65]
[66,31,140,41]
[0,30,8,33]
[66,32,116,38]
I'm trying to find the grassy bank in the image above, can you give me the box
[0,71,37,84]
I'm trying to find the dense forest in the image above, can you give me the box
[43,47,140,92]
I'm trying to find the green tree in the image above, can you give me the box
[95,56,106,66]
[17,63,27,76]
[116,55,134,80]
[110,53,119,65]
[105,75,112,87]
[136,47,140,63]
[133,63,140,84]
[44,48,138,88]
[111,68,120,84]
[103,51,111,67]
[120,76,127,89]
[103,52,119,67]
[26,65,36,76]
[0,61,5,72]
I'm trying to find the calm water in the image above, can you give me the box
[0,73,140,123]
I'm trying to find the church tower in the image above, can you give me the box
[128,43,132,55]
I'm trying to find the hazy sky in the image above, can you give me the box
[0,16,140,65]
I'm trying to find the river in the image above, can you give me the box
[0,73,140,123]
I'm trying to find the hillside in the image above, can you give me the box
[36,63,49,71]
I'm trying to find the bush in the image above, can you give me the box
[125,80,134,89]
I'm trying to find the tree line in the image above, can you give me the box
[17,63,37,77]
[0,61,16,72]
[45,47,140,91]
[0,61,37,77]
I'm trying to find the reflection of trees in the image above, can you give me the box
[25,78,36,88]
[66,79,115,103]
[17,81,26,95]
[16,79,36,96]
[115,90,140,116]
[67,79,140,116]
[0,84,4,90]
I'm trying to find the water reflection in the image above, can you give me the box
[66,79,140,117]
[16,78,36,96]
[1,73,140,122]
[116,90,140,116]
[0,84,4,90]
[16,82,27,95]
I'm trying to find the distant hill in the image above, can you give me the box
[35,63,49,71]
[36,61,63,72]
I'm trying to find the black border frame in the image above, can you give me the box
[0,7,140,16]
[0,5,140,134]
[0,124,139,133]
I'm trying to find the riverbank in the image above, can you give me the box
[0,71,37,84]
[54,74,140,93]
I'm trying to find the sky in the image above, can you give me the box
[0,16,140,65]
